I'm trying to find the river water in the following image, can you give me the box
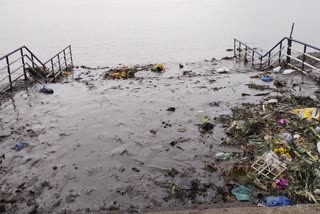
[1,0,320,66]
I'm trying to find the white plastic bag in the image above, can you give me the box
[283,69,295,75]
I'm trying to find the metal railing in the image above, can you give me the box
[43,45,73,82]
[234,37,320,74]
[0,45,73,93]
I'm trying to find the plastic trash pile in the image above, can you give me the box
[217,95,320,206]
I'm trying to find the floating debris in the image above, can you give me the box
[104,67,138,80]
[151,64,164,73]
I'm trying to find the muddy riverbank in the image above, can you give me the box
[0,59,319,213]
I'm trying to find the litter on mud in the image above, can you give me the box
[40,85,54,94]
[218,94,320,205]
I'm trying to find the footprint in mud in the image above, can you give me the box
[85,166,102,176]
[82,187,95,196]
[113,136,123,144]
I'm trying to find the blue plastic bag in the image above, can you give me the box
[15,142,29,151]
[262,196,292,207]
[261,76,273,82]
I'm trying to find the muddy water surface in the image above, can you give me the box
[0,60,318,213]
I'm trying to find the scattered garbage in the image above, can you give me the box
[261,76,273,82]
[167,107,176,112]
[283,69,295,75]
[217,67,230,74]
[278,119,286,125]
[106,67,137,79]
[151,64,164,72]
[267,99,278,104]
[215,152,233,161]
[274,79,287,88]
[281,132,293,142]
[40,85,54,94]
[15,142,29,151]
[255,93,270,96]
[199,122,214,133]
[251,151,287,180]
[197,115,214,133]
[182,70,195,76]
[231,185,252,202]
[275,178,289,189]
[291,108,320,120]
[63,71,72,76]
[314,189,320,196]
[262,196,292,207]
[247,83,270,91]
[241,93,250,96]
[273,66,282,73]
[218,95,320,204]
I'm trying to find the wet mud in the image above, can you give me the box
[0,59,318,213]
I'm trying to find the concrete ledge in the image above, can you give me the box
[149,204,320,214]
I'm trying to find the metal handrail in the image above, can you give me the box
[43,45,71,65]
[234,37,320,73]
[261,38,287,58]
[0,45,73,92]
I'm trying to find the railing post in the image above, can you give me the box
[244,46,248,62]
[252,51,255,66]
[268,52,271,66]
[301,45,307,71]
[43,63,47,83]
[31,54,35,69]
[278,41,283,65]
[239,43,241,58]
[286,38,292,64]
[63,49,67,68]
[57,54,62,76]
[259,56,263,70]
[233,39,236,58]
[69,45,73,67]
[20,48,27,80]
[6,56,13,90]
[51,59,56,82]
